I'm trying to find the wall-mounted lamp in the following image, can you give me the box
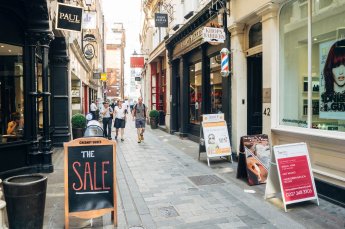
[85,0,92,6]
[172,24,184,31]
[184,11,194,20]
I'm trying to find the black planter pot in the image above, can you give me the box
[72,127,85,139]
[3,174,47,229]
[150,117,158,129]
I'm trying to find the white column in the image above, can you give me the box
[257,3,279,139]
[228,23,247,154]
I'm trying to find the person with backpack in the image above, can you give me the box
[132,97,147,143]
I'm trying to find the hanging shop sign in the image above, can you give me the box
[130,57,145,68]
[64,138,117,227]
[155,13,168,27]
[100,73,107,81]
[264,142,319,212]
[236,134,271,186]
[56,3,83,32]
[72,97,81,104]
[202,27,225,43]
[93,72,101,79]
[82,11,97,29]
[83,43,95,60]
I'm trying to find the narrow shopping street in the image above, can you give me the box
[43,121,345,229]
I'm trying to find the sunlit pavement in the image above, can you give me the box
[43,120,345,228]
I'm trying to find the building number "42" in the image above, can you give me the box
[263,108,270,116]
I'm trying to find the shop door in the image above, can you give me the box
[247,53,262,135]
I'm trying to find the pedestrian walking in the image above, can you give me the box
[101,101,113,139]
[114,100,127,142]
[132,97,147,143]
[90,100,98,120]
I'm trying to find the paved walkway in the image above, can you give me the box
[42,120,345,228]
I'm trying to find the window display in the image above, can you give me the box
[0,43,24,143]
[189,62,202,124]
[279,0,345,132]
[210,55,222,113]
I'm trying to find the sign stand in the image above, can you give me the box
[236,134,271,185]
[198,114,232,166]
[64,137,117,229]
[265,142,319,212]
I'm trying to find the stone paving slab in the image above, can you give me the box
[39,120,345,229]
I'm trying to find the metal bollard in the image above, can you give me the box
[0,179,8,229]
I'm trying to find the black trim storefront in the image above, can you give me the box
[0,0,70,179]
[166,0,231,142]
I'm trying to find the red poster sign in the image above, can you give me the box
[277,155,315,202]
[130,57,144,68]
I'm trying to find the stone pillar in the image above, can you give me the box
[257,3,279,138]
[39,32,54,173]
[228,23,247,153]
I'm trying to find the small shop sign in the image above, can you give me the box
[155,13,168,27]
[202,27,225,43]
[56,3,83,32]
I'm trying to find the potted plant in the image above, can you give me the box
[71,113,86,139]
[149,110,159,129]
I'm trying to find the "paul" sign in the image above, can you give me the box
[56,3,83,32]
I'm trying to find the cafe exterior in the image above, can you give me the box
[0,0,71,178]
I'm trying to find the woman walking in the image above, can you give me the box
[114,100,127,141]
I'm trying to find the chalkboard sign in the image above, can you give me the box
[64,138,117,228]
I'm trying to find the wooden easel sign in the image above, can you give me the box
[236,134,271,185]
[201,114,232,166]
[265,142,319,212]
[64,137,117,228]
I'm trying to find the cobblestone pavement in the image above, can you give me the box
[43,120,345,228]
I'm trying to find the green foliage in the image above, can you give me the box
[71,113,87,128]
[149,109,159,118]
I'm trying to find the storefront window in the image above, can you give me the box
[210,55,222,113]
[189,61,202,124]
[311,0,345,131]
[0,43,24,143]
[279,0,308,128]
[279,0,345,132]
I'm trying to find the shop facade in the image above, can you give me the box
[273,0,345,206]
[166,0,230,142]
[229,0,345,206]
[0,0,70,178]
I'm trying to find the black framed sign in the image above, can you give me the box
[56,3,83,32]
[155,13,168,27]
[64,138,117,228]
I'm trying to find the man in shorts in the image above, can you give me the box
[132,97,147,143]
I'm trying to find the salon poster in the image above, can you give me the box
[274,143,317,204]
[241,135,270,185]
[202,121,231,158]
[319,40,345,120]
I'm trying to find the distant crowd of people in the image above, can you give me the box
[89,98,147,143]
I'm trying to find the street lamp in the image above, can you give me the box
[85,0,92,6]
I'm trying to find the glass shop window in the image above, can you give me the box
[0,43,24,143]
[210,55,222,113]
[189,61,202,124]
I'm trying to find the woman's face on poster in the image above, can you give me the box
[332,64,345,87]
